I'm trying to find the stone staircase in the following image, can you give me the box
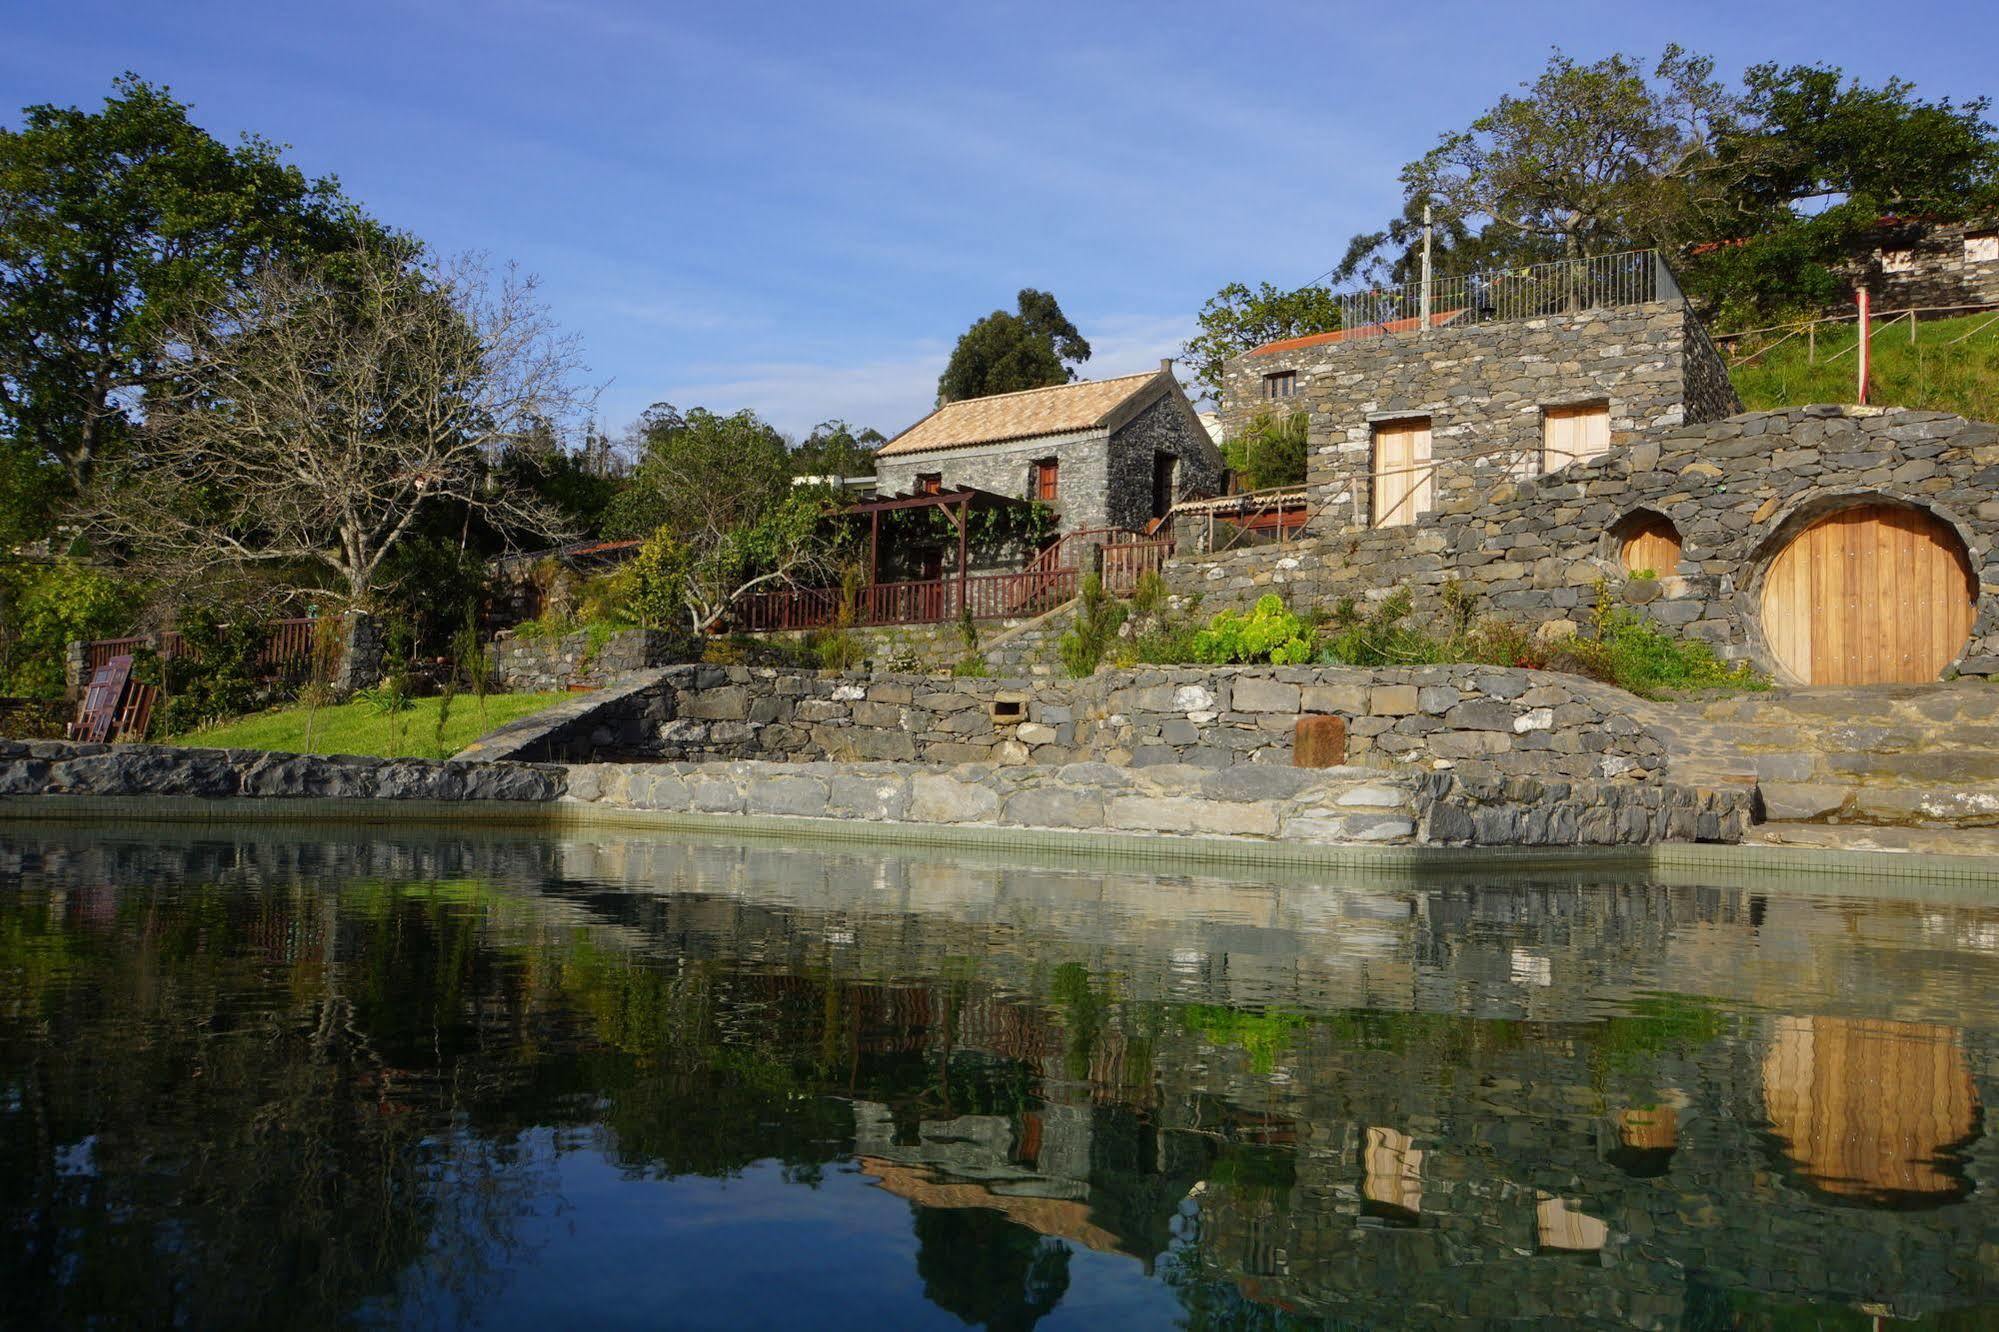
[1652,683,1999,832]
[978,599,1077,678]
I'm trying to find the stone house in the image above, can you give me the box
[1836,216,1999,312]
[873,362,1224,540]
[1216,284,1741,538]
[1178,252,1999,686]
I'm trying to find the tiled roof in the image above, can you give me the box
[877,372,1165,457]
[1248,309,1466,356]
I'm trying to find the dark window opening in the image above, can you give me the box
[916,473,942,495]
[1263,371,1297,400]
[1152,452,1178,520]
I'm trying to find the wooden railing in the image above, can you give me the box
[82,617,326,678]
[734,568,1081,632]
[1101,539,1174,594]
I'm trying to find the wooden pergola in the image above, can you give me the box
[839,484,1037,604]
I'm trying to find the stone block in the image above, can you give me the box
[1003,786,1104,829]
[1757,782,1853,822]
[1107,794,1278,837]
[910,774,1000,823]
[1370,685,1420,716]
[1292,715,1347,768]
[1231,678,1300,713]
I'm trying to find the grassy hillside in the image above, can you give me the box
[170,691,565,759]
[1729,310,1999,421]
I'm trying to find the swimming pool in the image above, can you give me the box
[4,821,1995,1328]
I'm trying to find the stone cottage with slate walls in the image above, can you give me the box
[873,363,1225,543]
[1170,404,1999,686]
[1833,216,1999,312]
[1218,300,1742,534]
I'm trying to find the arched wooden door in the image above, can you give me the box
[1759,503,1976,685]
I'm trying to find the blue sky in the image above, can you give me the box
[5,0,1994,439]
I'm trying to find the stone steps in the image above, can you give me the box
[1653,680,1999,830]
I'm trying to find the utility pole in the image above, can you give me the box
[1419,203,1434,332]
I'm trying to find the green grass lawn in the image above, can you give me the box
[1731,310,1999,421]
[169,691,568,759]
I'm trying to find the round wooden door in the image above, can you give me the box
[1759,503,1976,684]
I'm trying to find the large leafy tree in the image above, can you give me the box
[0,74,377,491]
[789,418,883,483]
[1324,49,1999,323]
[1180,282,1344,400]
[937,288,1091,403]
[603,405,835,632]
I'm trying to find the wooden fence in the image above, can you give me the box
[734,568,1080,633]
[82,617,328,679]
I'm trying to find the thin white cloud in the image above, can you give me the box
[630,308,1199,441]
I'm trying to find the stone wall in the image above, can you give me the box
[1104,387,1227,532]
[1219,300,1740,535]
[876,431,1119,534]
[1166,406,1999,680]
[1834,217,1999,312]
[465,662,1673,782]
[560,757,1747,848]
[0,738,564,802]
[487,626,693,692]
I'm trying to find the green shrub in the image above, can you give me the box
[1551,585,1763,697]
[154,609,277,736]
[1190,594,1312,665]
[950,655,990,678]
[1058,575,1127,678]
[1129,569,1168,616]
[0,559,140,698]
[813,630,865,671]
[1221,411,1309,491]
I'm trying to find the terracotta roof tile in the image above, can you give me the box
[1248,309,1465,356]
[877,372,1165,457]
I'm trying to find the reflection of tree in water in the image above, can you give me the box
[913,1206,1072,1331]
[0,883,551,1330]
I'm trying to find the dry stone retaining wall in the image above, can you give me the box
[560,758,1747,848]
[487,627,693,692]
[1168,406,1999,678]
[466,663,1671,782]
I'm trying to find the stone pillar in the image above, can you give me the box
[333,612,385,695]
[63,639,89,696]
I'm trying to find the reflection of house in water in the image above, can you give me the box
[1761,1015,1982,1208]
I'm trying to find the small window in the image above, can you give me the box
[1371,417,1432,529]
[1263,371,1297,400]
[1030,458,1059,502]
[1967,231,1999,264]
[916,473,942,495]
[1543,401,1610,471]
[1880,248,1919,273]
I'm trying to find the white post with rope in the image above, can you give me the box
[1857,285,1871,406]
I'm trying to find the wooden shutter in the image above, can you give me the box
[1619,513,1682,575]
[1543,402,1610,470]
[1371,418,1432,528]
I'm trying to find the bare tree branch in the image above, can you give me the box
[73,247,584,608]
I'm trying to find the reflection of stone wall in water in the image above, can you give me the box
[1760,1015,1982,1207]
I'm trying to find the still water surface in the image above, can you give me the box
[4,823,1999,1329]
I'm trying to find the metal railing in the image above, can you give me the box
[1321,249,1679,343]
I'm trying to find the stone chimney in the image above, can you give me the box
[1159,357,1175,375]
